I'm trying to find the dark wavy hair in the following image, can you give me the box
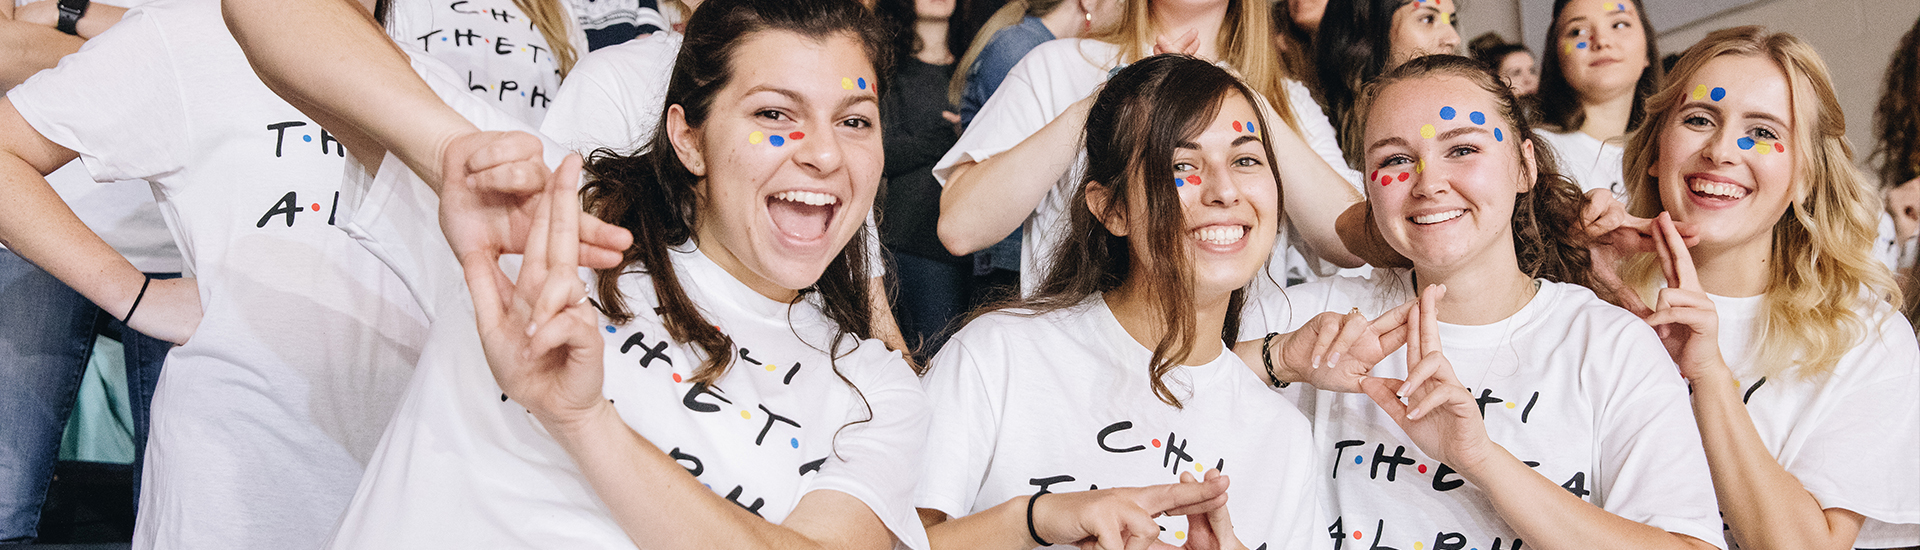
[1353,55,1599,292]
[1535,0,1661,134]
[1873,15,1920,190]
[1314,0,1412,159]
[1001,55,1270,408]
[579,0,891,385]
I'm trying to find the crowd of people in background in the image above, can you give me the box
[0,0,1915,548]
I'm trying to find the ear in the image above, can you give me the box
[1518,137,1540,193]
[667,104,706,176]
[1084,180,1130,237]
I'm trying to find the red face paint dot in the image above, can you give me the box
[1379,175,1392,186]
[1188,176,1201,185]
[1232,121,1243,132]
[1151,439,1162,448]
[1398,172,1410,182]
[311,203,321,211]
[671,373,683,383]
[789,131,805,140]
[1774,142,1785,153]
[1417,464,1428,473]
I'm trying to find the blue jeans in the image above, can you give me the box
[887,249,972,365]
[0,249,171,543]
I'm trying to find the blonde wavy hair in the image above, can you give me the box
[1621,26,1902,379]
[516,0,576,77]
[1084,0,1298,129]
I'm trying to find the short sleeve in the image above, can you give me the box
[1283,79,1362,191]
[959,28,1048,126]
[8,4,189,182]
[913,326,1008,518]
[1781,312,1920,541]
[798,347,932,550]
[933,49,1067,186]
[542,56,646,154]
[1586,314,1727,548]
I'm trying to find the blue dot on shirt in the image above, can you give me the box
[441,36,448,41]
[1439,106,1456,120]
[789,438,799,448]
[302,135,312,142]
[1354,456,1363,465]
[604,325,616,333]
[1469,111,1486,125]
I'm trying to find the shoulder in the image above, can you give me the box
[1018,38,1117,72]
[575,31,682,75]
[1835,298,1920,382]
[1532,282,1671,361]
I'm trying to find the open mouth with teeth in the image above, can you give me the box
[1191,225,1248,246]
[767,190,840,241]
[1410,209,1465,225]
[1689,178,1750,201]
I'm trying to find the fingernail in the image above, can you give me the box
[1311,355,1321,369]
[1328,352,1341,368]
[526,322,538,337]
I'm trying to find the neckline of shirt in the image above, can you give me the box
[1088,293,1238,382]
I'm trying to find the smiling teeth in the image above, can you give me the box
[1192,225,1245,245]
[773,190,838,206]
[1690,179,1748,199]
[1412,210,1465,225]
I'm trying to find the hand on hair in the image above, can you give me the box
[1277,298,1418,393]
[1171,470,1250,550]
[438,130,634,273]
[1153,29,1200,57]
[1640,212,1729,382]
[1580,189,1696,316]
[1359,285,1496,472]
[1887,176,1920,244]
[125,277,201,346]
[462,154,611,431]
[1029,476,1228,550]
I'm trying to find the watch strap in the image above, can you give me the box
[56,0,89,36]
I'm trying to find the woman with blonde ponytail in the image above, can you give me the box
[382,0,585,125]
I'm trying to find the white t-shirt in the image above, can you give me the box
[386,0,586,126]
[1240,272,1726,549]
[1536,129,1626,199]
[540,30,679,154]
[6,1,429,547]
[1708,293,1920,548]
[932,39,1360,295]
[328,49,930,550]
[917,297,1325,549]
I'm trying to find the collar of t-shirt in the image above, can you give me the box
[1087,293,1239,386]
[673,244,824,325]
[1421,278,1555,349]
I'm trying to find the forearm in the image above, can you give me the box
[1688,368,1861,550]
[1265,119,1363,268]
[0,154,145,319]
[1462,446,1715,550]
[0,19,82,90]
[936,102,1088,255]
[925,498,1044,550]
[546,403,830,550]
[1232,333,1309,387]
[221,0,473,185]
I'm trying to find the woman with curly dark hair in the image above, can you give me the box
[1873,15,1920,320]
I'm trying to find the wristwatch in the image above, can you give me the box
[56,0,90,36]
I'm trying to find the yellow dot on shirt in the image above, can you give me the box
[740,410,752,419]
[1175,531,1186,540]
[765,364,778,372]
[1506,402,1517,409]
[1420,124,1436,139]
[1195,464,1205,472]
[749,131,764,144]
[1415,543,1424,550]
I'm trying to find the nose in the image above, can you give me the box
[789,121,845,177]
[1408,158,1450,199]
[1199,164,1246,208]
[1436,22,1461,53]
[1702,127,1741,166]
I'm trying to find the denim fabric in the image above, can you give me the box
[889,248,973,365]
[959,16,1053,275]
[0,249,171,543]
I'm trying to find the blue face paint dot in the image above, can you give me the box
[1175,178,1186,187]
[770,135,785,147]
[1738,137,1756,150]
[857,77,867,90]
[1577,42,1589,49]
[1710,87,1727,102]
[1354,456,1364,464]
[789,438,799,448]
[1469,111,1486,125]
[302,135,312,142]
[1439,106,1456,120]
[604,325,616,333]
[1494,127,1504,142]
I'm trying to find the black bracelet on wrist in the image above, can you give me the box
[1261,332,1289,388]
[123,274,153,323]
[1026,492,1053,547]
[56,0,90,36]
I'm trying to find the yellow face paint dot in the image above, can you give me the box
[1440,12,1451,25]
[1692,84,1709,100]
[1416,159,1425,173]
[1506,402,1517,409]
[1420,124,1437,139]
[740,410,752,419]
[749,131,765,144]
[765,364,778,372]
[841,77,855,90]
[1757,143,1772,156]
[1564,42,1575,55]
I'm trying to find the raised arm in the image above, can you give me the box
[936,93,1093,256]
[1256,102,1364,268]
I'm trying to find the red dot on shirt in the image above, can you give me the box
[671,373,683,383]
[310,203,321,211]
[1151,439,1161,448]
[1353,531,1362,540]
[1418,464,1428,473]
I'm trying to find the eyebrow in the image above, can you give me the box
[1174,134,1265,151]
[1681,101,1789,127]
[743,85,879,110]
[1436,126,1491,141]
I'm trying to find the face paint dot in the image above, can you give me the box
[1354,455,1364,464]
[1738,137,1756,150]
[1152,439,1162,448]
[770,135,786,147]
[1439,106,1456,120]
[841,77,855,90]
[1774,142,1785,153]
[1506,401,1517,409]
[1417,464,1428,473]
[302,135,312,142]
[310,203,321,211]
[672,373,683,383]
[790,438,799,448]
[1494,127,1505,142]
[1757,143,1772,156]
[765,364,777,372]
[1175,178,1185,188]
[1188,175,1201,185]
[1246,121,1258,133]
[1692,85,1709,100]
[1398,172,1410,182]
[1470,111,1486,125]
[789,131,804,140]
[1577,42,1588,49]
[749,131,765,144]
[740,410,751,419]
[1417,159,1426,174]
[1233,121,1243,132]
[1564,43,1575,55]
[1710,87,1727,102]
[1420,124,1437,139]
[857,77,868,90]
[604,325,616,333]
[1440,12,1451,25]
